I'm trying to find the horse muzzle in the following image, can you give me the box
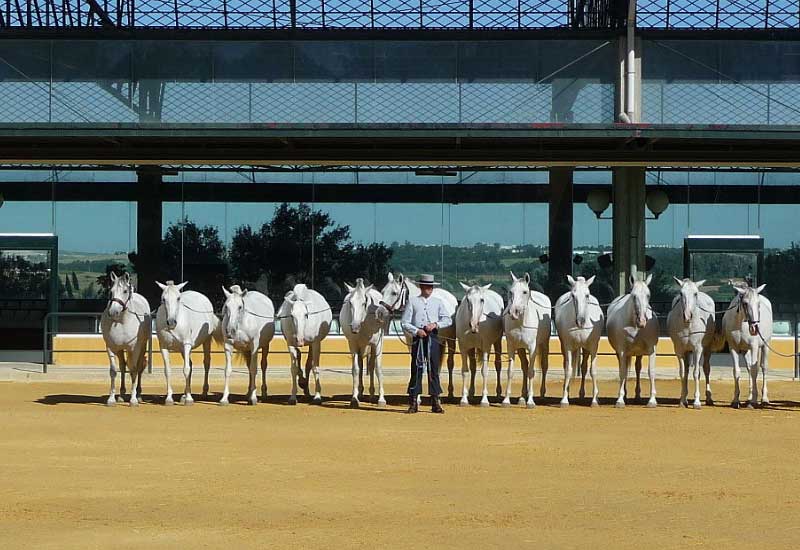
[749,323,759,336]
[167,319,177,329]
[295,338,305,347]
[351,324,361,334]
[636,317,647,329]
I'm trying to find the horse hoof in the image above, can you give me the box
[692,402,702,410]
[731,401,740,409]
[560,401,569,409]
[647,400,657,408]
[105,399,116,407]
[517,397,526,407]
[218,399,230,407]
[480,399,490,408]
[164,398,174,406]
[313,396,323,405]
[459,399,469,407]
[761,400,771,407]
[615,401,625,409]
[591,400,599,408]
[501,400,511,408]
[525,401,536,409]
[116,396,125,404]
[377,399,387,408]
[183,399,194,407]
[350,398,360,409]
[746,402,755,410]
[249,398,258,406]
[287,397,297,406]
[129,400,139,408]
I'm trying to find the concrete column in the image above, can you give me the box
[136,168,162,308]
[548,167,573,297]
[612,167,646,295]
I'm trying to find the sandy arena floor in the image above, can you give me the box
[1,377,800,549]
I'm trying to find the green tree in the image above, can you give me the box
[71,272,80,291]
[64,274,74,298]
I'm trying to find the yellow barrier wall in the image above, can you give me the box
[52,334,797,370]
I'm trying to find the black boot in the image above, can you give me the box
[431,396,444,414]
[406,396,419,414]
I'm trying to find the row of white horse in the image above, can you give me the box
[100,270,773,411]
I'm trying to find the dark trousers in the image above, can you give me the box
[407,332,442,399]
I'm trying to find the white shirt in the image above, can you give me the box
[400,294,452,337]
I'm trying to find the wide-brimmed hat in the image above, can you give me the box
[415,273,441,286]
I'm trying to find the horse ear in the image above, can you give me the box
[629,274,636,288]
[695,279,706,288]
[176,281,188,291]
[156,281,167,291]
[673,276,683,287]
[755,283,766,294]
[644,273,653,286]
[344,282,354,293]
[509,271,517,282]
[366,284,374,292]
[482,283,492,291]
[387,272,394,283]
[459,282,470,292]
[566,275,576,287]
[397,273,404,285]
[110,272,118,283]
[122,272,131,283]
[222,286,231,299]
[735,285,746,295]
[585,275,595,287]
[524,273,531,285]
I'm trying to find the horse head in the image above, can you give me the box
[157,280,188,329]
[507,271,531,321]
[344,278,375,334]
[460,282,491,333]
[673,277,705,324]
[380,272,406,313]
[286,295,308,348]
[222,285,247,339]
[629,274,652,329]
[735,282,766,336]
[107,271,133,320]
[567,274,595,328]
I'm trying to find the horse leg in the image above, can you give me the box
[480,350,490,407]
[468,349,477,398]
[494,339,503,398]
[589,352,599,407]
[525,347,537,409]
[518,349,529,406]
[447,339,456,399]
[202,339,211,397]
[117,352,127,403]
[578,350,588,400]
[220,341,234,406]
[161,348,174,406]
[368,349,376,402]
[615,352,629,408]
[731,349,742,409]
[760,344,770,406]
[677,352,688,407]
[691,350,702,409]
[634,356,643,403]
[106,349,119,407]
[539,342,549,399]
[502,348,514,407]
[261,345,269,400]
[646,350,658,408]
[747,346,759,410]
[288,347,300,405]
[247,350,259,406]
[357,352,365,399]
[350,351,361,408]
[180,344,194,405]
[560,349,572,408]
[311,343,323,404]
[375,346,387,408]
[304,350,314,398]
[459,349,471,406]
[702,349,714,406]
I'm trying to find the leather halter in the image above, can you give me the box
[379,282,408,313]
[107,281,133,313]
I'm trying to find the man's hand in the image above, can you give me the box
[424,322,437,333]
[416,328,427,338]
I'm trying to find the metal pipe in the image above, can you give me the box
[625,0,636,121]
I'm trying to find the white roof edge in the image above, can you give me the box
[0,232,56,237]
[686,234,762,239]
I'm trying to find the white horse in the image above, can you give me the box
[379,272,468,399]
[554,275,604,407]
[666,277,715,409]
[340,278,391,408]
[455,282,504,407]
[100,272,151,407]
[502,272,551,408]
[722,283,773,408]
[155,281,220,406]
[220,285,275,406]
[607,274,659,408]
[278,283,332,405]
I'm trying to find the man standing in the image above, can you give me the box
[400,274,452,414]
